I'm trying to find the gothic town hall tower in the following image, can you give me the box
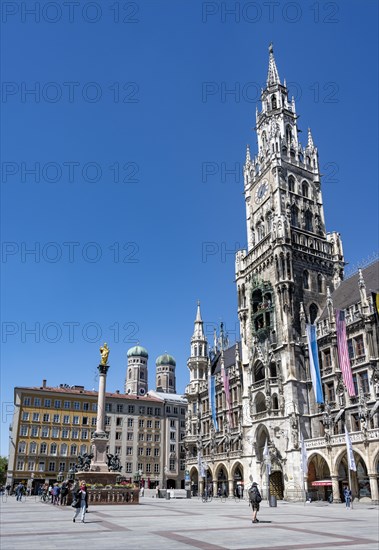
[235,45,345,495]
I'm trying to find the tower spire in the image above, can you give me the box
[245,144,251,164]
[192,301,204,339]
[307,127,314,149]
[267,43,280,87]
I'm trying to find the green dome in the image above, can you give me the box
[156,353,176,366]
[127,345,148,358]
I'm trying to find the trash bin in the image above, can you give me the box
[166,491,170,500]
[269,495,277,507]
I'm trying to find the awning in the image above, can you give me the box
[312,480,332,486]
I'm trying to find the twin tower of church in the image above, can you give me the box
[124,345,177,396]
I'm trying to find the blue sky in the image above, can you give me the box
[1,0,378,455]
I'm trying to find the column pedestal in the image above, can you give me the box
[331,475,341,503]
[369,474,379,504]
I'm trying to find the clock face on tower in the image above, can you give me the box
[255,179,269,204]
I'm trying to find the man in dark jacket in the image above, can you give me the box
[249,482,262,523]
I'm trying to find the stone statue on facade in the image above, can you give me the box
[290,412,299,449]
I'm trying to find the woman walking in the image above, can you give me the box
[72,481,88,523]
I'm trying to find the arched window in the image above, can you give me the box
[30,441,37,454]
[50,443,57,455]
[317,274,323,293]
[128,369,132,379]
[80,444,87,455]
[140,370,145,380]
[303,270,310,289]
[291,204,299,227]
[269,363,277,378]
[255,163,259,175]
[70,444,77,456]
[286,125,292,143]
[157,376,161,386]
[261,132,267,148]
[257,222,265,241]
[61,443,68,456]
[255,393,266,413]
[169,378,173,387]
[272,395,279,409]
[255,362,265,382]
[305,210,313,232]
[306,155,311,165]
[282,146,288,156]
[18,441,26,453]
[271,95,277,109]
[302,181,309,197]
[288,175,295,192]
[309,303,319,324]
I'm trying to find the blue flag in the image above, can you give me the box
[209,375,219,431]
[306,324,324,404]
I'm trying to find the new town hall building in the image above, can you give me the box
[7,347,187,493]
[184,46,379,503]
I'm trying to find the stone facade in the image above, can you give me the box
[184,46,379,503]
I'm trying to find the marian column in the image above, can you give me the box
[90,343,110,472]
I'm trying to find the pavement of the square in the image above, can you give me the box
[1,495,378,550]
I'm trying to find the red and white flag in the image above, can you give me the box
[335,310,356,397]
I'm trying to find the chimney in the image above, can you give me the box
[42,379,47,388]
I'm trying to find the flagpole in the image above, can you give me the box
[347,467,353,510]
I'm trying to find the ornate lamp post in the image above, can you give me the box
[68,468,76,482]
[57,471,64,483]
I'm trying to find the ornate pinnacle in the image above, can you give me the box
[267,42,280,87]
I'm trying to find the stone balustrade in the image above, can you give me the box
[87,488,139,505]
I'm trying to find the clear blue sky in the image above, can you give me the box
[1,0,378,455]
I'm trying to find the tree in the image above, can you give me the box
[0,456,8,486]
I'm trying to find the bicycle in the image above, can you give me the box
[201,492,212,503]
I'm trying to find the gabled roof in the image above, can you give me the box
[211,342,242,375]
[320,261,379,320]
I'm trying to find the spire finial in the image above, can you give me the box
[307,127,314,149]
[245,144,251,163]
[267,42,280,87]
[196,300,202,322]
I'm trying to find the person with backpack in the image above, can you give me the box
[249,482,262,523]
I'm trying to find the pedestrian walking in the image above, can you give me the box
[15,483,24,501]
[72,481,89,523]
[344,487,352,509]
[5,484,11,496]
[248,482,262,524]
[60,482,68,506]
[52,483,60,505]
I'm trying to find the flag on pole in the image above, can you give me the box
[209,375,219,432]
[306,324,324,404]
[335,310,356,397]
[344,426,356,471]
[221,360,233,428]
[263,438,271,475]
[300,432,308,474]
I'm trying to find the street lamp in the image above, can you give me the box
[133,471,141,487]
[164,466,169,490]
[68,468,76,482]
[57,471,64,483]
